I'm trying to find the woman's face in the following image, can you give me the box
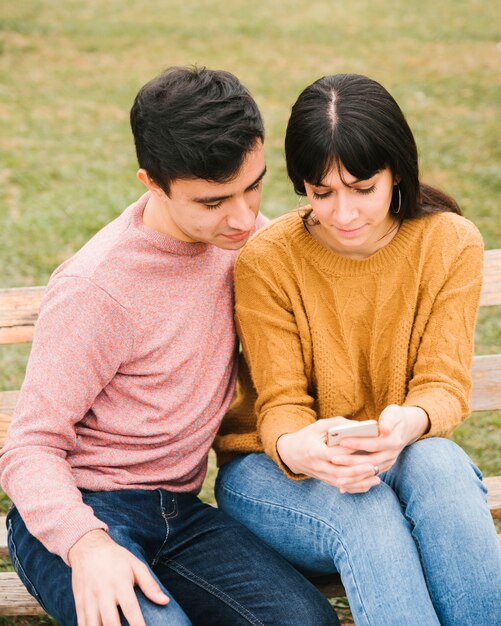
[304,164,398,259]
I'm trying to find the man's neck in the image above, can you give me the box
[142,193,195,243]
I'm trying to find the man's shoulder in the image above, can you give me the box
[44,197,148,307]
[48,195,149,296]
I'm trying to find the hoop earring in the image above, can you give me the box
[300,207,320,226]
[308,210,320,226]
[393,185,402,214]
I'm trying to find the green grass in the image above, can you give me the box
[0,0,500,623]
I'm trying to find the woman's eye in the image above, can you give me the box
[355,185,376,195]
[312,191,331,200]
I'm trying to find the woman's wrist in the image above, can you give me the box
[402,406,430,443]
[276,432,298,472]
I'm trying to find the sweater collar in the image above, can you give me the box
[288,209,420,274]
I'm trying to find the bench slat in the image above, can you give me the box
[0,397,16,449]
[307,575,345,598]
[0,250,499,346]
[470,354,501,412]
[0,287,45,345]
[482,249,501,307]
[0,353,499,449]
[0,478,498,557]
[0,520,5,556]
[0,523,500,615]
[484,476,501,519]
[0,572,44,615]
[1,541,501,616]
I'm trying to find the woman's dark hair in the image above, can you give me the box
[285,74,460,219]
[130,66,264,195]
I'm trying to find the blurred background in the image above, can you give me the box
[1,1,500,622]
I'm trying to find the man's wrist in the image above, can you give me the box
[68,529,110,567]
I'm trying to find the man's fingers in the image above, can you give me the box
[78,585,125,626]
[99,600,123,626]
[69,535,167,626]
[74,589,97,626]
[133,560,170,605]
[118,593,147,626]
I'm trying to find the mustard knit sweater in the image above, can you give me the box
[215,209,484,475]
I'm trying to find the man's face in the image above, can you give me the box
[149,142,266,250]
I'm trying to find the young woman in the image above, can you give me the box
[214,74,501,625]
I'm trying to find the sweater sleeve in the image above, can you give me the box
[403,225,484,437]
[234,247,317,476]
[0,276,133,563]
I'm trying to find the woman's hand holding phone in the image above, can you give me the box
[276,416,382,492]
[330,405,431,492]
[277,406,430,494]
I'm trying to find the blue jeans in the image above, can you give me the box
[7,489,338,625]
[216,438,501,626]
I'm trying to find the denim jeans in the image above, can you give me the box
[215,438,501,626]
[7,489,338,625]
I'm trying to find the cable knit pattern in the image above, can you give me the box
[0,192,267,563]
[215,209,484,477]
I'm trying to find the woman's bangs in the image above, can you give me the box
[333,129,387,183]
[298,126,339,186]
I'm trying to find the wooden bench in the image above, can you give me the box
[0,249,500,616]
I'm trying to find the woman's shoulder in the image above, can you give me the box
[411,211,484,251]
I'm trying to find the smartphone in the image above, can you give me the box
[327,419,379,446]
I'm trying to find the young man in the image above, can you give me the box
[0,67,337,626]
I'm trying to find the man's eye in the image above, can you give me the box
[205,201,224,210]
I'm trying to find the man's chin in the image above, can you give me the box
[216,234,251,250]
[218,239,249,251]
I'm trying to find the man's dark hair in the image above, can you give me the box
[130,66,264,194]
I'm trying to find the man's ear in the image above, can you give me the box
[137,169,165,197]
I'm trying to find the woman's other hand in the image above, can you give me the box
[276,416,382,492]
[277,406,430,494]
[331,405,431,492]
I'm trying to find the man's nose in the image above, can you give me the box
[227,197,256,231]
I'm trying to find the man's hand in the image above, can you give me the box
[68,529,169,626]
[276,416,381,491]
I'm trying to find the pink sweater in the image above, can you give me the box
[0,192,262,563]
